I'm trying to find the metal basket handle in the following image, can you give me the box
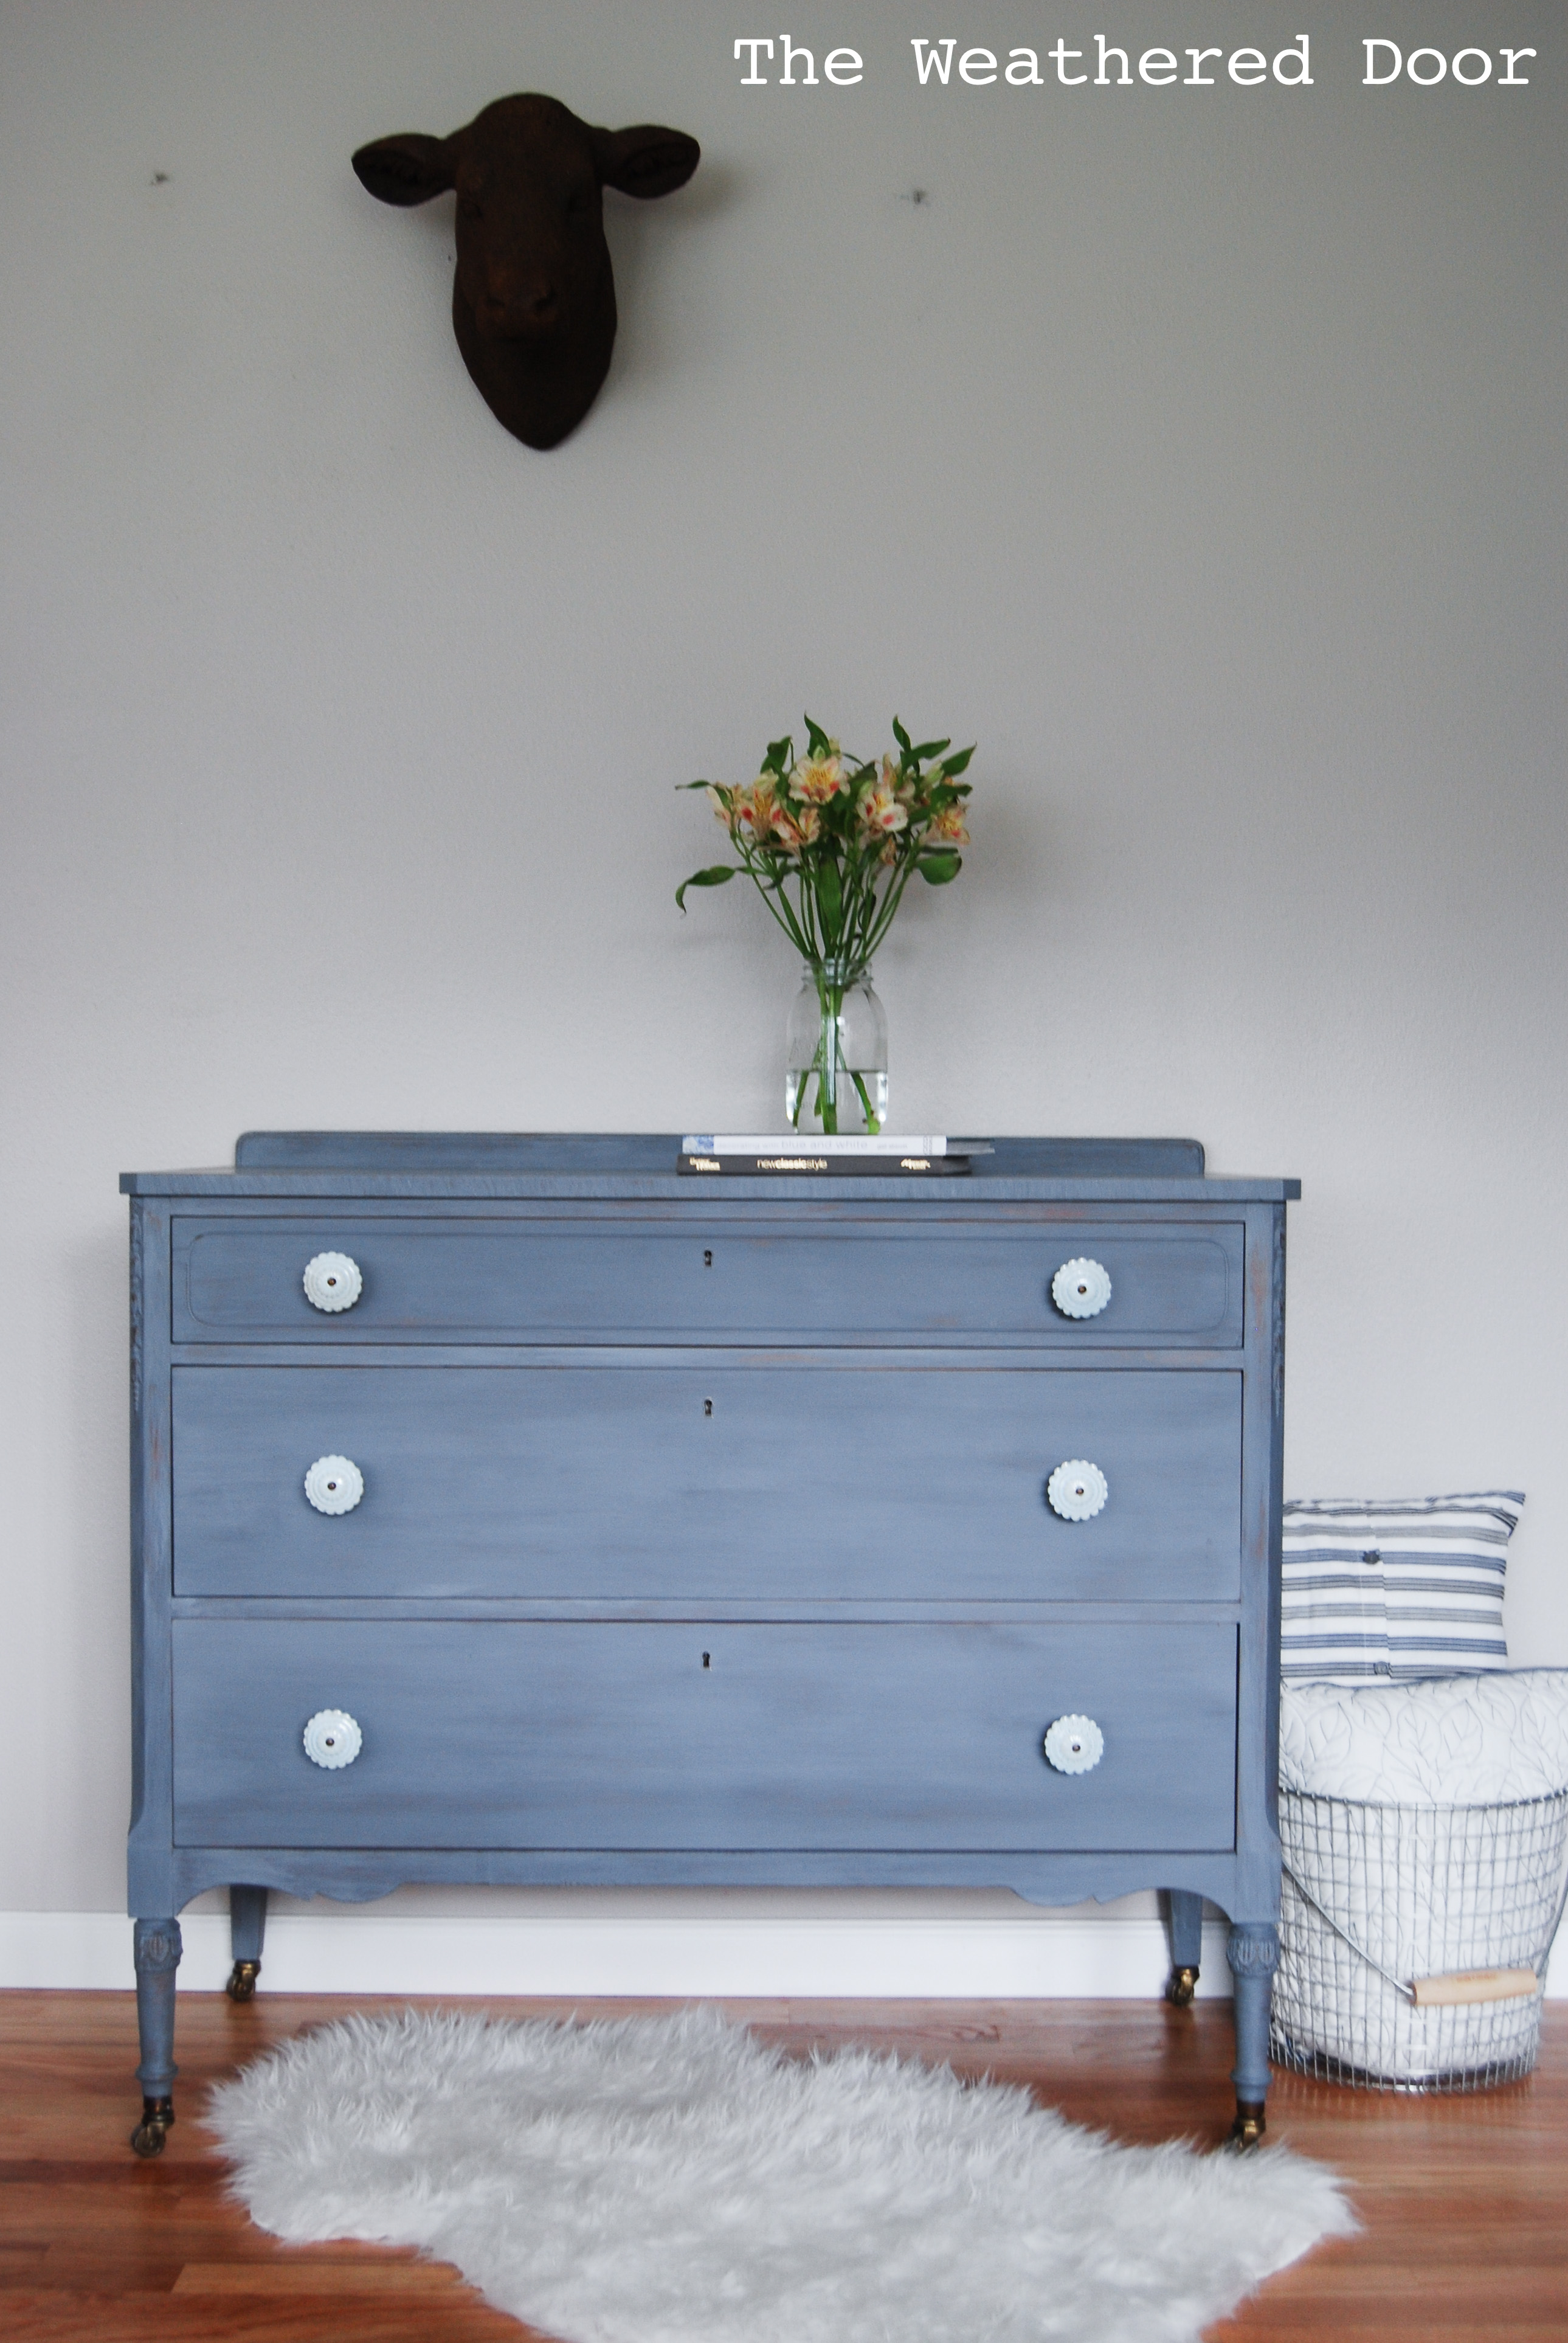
[1283,1838,1568,2006]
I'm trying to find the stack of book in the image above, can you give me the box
[677,1134,992,1177]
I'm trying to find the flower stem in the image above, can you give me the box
[815,968,841,1134]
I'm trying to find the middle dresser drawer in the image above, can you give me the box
[171,1363,1242,1602]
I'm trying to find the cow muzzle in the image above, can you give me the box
[477,282,561,340]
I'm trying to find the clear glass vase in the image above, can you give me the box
[784,959,889,1136]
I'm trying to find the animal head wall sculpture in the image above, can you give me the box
[353,94,700,450]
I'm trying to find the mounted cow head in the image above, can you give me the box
[353,94,700,450]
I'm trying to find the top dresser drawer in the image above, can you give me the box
[170,1215,1243,1347]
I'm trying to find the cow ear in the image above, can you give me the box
[351,133,455,207]
[592,125,700,199]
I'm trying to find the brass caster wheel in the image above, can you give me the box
[1166,1964,1199,2008]
[131,2096,174,2158]
[1228,2100,1266,2150]
[226,1959,261,2002]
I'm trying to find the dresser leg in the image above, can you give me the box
[1226,1921,1278,2147]
[227,1884,268,2001]
[1164,1890,1204,2005]
[131,1917,183,2156]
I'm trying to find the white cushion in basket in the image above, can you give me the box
[1280,1669,1568,1805]
[1280,1491,1522,1684]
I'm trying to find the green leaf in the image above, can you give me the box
[804,714,832,760]
[940,745,975,777]
[677,777,715,791]
[918,852,961,885]
[911,737,950,762]
[815,855,843,938]
[675,865,737,912]
[764,735,792,777]
[892,716,912,754]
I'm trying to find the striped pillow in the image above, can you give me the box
[1280,1492,1523,1684]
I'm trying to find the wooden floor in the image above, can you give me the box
[1,1990,1563,2339]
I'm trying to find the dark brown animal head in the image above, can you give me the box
[353,94,699,450]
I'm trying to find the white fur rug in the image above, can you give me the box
[207,2006,1355,2343]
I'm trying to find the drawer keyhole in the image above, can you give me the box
[703,1250,713,1267]
[703,1398,713,1416]
[702,1652,711,1668]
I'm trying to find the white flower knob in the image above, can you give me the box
[1043,1714,1105,1775]
[303,1455,364,1515]
[1052,1258,1112,1319]
[302,1709,362,1769]
[1047,1459,1108,1521]
[303,1251,362,1312]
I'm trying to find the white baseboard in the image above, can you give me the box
[1,1902,1237,1998]
[5,1905,1559,1999]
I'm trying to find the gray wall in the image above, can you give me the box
[2,2,1564,1957]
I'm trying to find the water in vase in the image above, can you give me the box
[784,961,889,1137]
[785,1063,890,1138]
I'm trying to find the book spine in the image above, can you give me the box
[683,1135,948,1157]
[677,1154,970,1178]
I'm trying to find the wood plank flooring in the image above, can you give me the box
[2,1990,1563,2339]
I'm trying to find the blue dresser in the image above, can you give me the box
[122,1133,1298,2153]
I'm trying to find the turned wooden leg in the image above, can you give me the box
[227,1884,268,2001]
[131,1917,182,2156]
[1226,1920,1279,2147]
[1164,1889,1204,2006]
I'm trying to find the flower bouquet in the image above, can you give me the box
[677,717,973,1133]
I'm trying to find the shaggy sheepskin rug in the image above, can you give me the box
[207,2006,1355,2343]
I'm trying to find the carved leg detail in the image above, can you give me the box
[1164,1890,1204,2006]
[227,1884,268,2002]
[1226,1921,1279,2148]
[131,1918,182,2156]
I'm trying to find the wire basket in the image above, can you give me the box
[1273,1788,1568,2091]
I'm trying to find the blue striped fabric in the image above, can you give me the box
[1280,1492,1523,1684]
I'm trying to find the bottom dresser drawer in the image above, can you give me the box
[171,1619,1237,1855]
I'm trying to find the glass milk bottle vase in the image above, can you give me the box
[785,960,889,1136]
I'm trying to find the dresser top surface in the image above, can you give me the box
[120,1133,1300,1202]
